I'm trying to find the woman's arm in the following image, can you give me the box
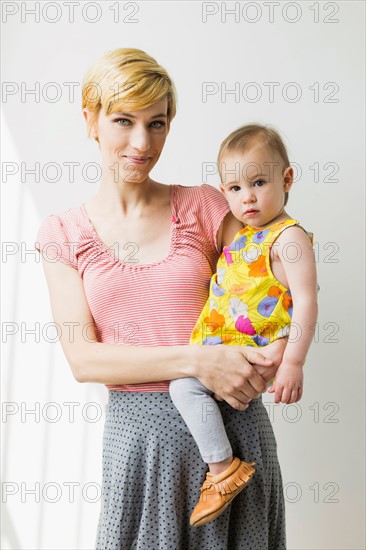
[217,210,244,249]
[41,256,272,410]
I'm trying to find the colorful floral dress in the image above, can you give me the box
[190,219,312,348]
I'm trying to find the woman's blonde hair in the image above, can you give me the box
[82,48,177,138]
[218,124,291,205]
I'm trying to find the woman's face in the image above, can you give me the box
[84,97,169,184]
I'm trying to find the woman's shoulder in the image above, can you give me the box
[37,203,89,234]
[174,183,224,199]
[173,183,229,214]
[59,203,88,225]
[173,184,230,253]
[36,205,92,258]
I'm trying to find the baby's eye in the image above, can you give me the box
[150,121,166,129]
[229,185,241,192]
[253,179,265,187]
[115,118,132,126]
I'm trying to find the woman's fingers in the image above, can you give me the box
[222,371,263,402]
[197,345,268,410]
[213,391,249,410]
[241,347,273,367]
[212,393,224,401]
[260,338,287,367]
[241,349,273,393]
[245,366,268,395]
[225,396,251,412]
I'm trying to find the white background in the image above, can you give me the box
[1,1,365,549]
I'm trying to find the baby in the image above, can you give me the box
[169,124,318,527]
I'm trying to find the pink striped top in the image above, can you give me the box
[35,184,230,392]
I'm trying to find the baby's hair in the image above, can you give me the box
[218,124,291,206]
[82,48,177,140]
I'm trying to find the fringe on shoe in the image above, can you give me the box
[200,461,256,495]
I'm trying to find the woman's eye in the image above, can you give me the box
[150,121,166,129]
[115,118,131,126]
[253,179,265,187]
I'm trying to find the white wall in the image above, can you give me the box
[2,1,365,549]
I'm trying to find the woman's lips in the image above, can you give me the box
[123,156,150,165]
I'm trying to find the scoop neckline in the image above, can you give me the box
[79,184,177,269]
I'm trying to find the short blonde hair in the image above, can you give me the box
[82,48,177,137]
[218,124,291,205]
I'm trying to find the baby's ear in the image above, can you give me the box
[283,166,294,191]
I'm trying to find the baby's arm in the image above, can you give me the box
[268,226,318,404]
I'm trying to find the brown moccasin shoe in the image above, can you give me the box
[190,457,256,527]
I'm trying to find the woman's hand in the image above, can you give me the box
[210,338,288,405]
[250,338,288,383]
[193,344,273,411]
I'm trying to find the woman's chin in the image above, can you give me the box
[121,171,150,184]
[106,163,149,184]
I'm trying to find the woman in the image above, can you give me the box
[35,48,287,549]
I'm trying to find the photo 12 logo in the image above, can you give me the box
[201,160,340,185]
[1,1,140,24]
[2,481,102,504]
[201,81,340,104]
[201,2,340,24]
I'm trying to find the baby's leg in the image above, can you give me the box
[169,377,233,474]
[171,378,256,528]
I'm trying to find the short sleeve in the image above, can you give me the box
[199,184,231,253]
[35,215,78,269]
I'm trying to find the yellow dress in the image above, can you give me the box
[190,219,312,347]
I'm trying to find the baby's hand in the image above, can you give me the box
[267,364,303,404]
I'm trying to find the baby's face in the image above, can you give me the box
[219,145,294,228]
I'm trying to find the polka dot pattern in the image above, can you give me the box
[95,392,286,549]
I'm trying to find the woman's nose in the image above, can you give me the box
[129,125,150,152]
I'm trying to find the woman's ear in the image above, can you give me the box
[83,109,99,141]
[283,166,294,192]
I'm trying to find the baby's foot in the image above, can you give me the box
[190,457,256,527]
[208,455,234,476]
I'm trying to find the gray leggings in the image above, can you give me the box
[169,377,233,463]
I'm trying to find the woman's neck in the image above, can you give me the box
[88,176,163,218]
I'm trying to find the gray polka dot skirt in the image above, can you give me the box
[95,391,286,550]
